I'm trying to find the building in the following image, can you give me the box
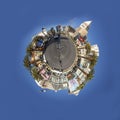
[75,68,87,83]
[83,68,91,74]
[67,73,75,81]
[76,21,92,38]
[36,40,43,47]
[30,51,42,63]
[35,80,43,88]
[80,58,86,67]
[63,82,68,89]
[76,68,82,76]
[56,25,63,33]
[80,48,87,56]
[42,28,47,36]
[72,89,80,96]
[68,79,79,93]
[42,81,54,90]
[60,74,68,83]
[52,83,60,91]
[39,68,50,80]
[50,74,68,90]
[63,26,69,32]
[43,54,46,63]
[79,58,91,74]
[80,21,92,30]
[36,80,54,90]
[38,32,45,37]
[76,39,82,46]
[91,44,99,56]
[80,58,91,68]
[36,61,43,68]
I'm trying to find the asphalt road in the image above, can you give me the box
[44,36,76,71]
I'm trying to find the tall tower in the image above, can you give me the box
[76,21,92,37]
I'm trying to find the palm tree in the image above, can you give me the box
[26,43,33,54]
[23,55,31,70]
[90,56,98,68]
[78,55,93,61]
[78,50,98,61]
[78,67,88,76]
[77,42,91,50]
[85,43,91,54]
[77,45,86,50]
[77,83,85,90]
[31,67,43,82]
[26,36,43,54]
[80,83,85,89]
[86,69,95,81]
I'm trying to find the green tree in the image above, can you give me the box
[79,51,98,62]
[77,83,85,90]
[78,55,93,61]
[33,36,43,43]
[78,67,88,75]
[23,55,31,70]
[31,67,43,82]
[85,43,91,54]
[26,43,33,54]
[87,69,95,81]
[77,42,91,50]
[90,55,98,68]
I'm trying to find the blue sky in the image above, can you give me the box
[0,0,120,120]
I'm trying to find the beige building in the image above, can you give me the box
[80,49,87,56]
[76,69,87,84]
[91,44,99,56]
[76,21,92,37]
[35,80,54,90]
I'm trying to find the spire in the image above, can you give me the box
[84,21,92,27]
[80,21,92,30]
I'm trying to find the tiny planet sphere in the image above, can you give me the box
[23,21,99,96]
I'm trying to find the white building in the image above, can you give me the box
[80,58,86,67]
[43,54,46,63]
[76,68,82,76]
[30,51,42,63]
[37,32,45,37]
[76,39,82,46]
[63,82,68,88]
[51,69,62,74]
[68,79,79,92]
[76,21,92,37]
[83,67,91,74]
[80,21,92,30]
[73,89,80,96]
[79,72,86,83]
[35,79,55,90]
[42,28,47,36]
[36,61,43,69]
[34,51,42,61]
[80,58,91,68]
[75,68,87,83]
[80,49,87,56]
[91,44,99,56]
[79,58,91,74]
[51,75,60,83]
